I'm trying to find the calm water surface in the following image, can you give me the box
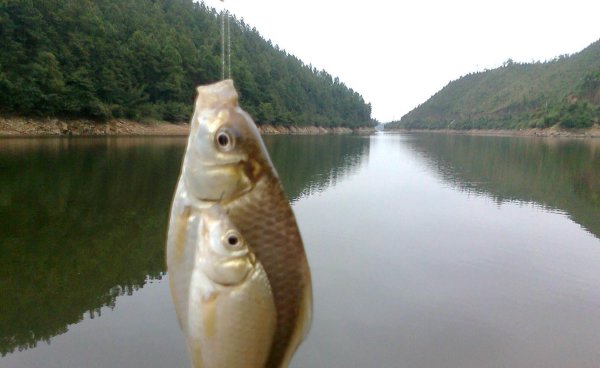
[1,133,599,368]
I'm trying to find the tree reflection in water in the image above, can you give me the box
[404,133,600,239]
[0,135,370,356]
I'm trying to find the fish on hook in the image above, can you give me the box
[166,79,312,368]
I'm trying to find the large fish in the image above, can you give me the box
[166,80,312,368]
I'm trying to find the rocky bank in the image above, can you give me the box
[0,117,375,137]
[384,125,600,138]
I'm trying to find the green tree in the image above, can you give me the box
[0,0,374,126]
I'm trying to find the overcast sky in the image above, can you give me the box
[203,0,600,122]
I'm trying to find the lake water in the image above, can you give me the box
[1,133,599,368]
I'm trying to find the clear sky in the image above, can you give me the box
[203,0,600,122]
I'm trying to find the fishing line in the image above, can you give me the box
[221,9,225,79]
[227,11,231,79]
[220,0,232,80]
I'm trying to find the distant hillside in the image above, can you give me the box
[0,0,374,127]
[387,39,600,130]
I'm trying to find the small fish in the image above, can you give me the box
[173,204,277,367]
[167,80,312,368]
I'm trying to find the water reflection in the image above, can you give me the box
[263,135,370,201]
[403,133,600,239]
[0,137,183,356]
[0,135,369,356]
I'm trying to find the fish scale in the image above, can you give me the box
[224,172,311,368]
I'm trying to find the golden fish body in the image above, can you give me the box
[167,80,312,368]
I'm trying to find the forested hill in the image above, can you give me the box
[387,39,600,130]
[0,0,374,127]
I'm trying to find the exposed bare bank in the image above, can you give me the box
[0,117,375,137]
[385,125,600,139]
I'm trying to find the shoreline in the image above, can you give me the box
[5,117,598,139]
[384,126,600,139]
[0,117,375,137]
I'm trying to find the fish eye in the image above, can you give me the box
[223,230,243,248]
[215,127,235,152]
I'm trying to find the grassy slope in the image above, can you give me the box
[388,39,600,130]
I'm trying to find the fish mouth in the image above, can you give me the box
[188,154,243,168]
[184,160,253,203]
[203,256,255,286]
